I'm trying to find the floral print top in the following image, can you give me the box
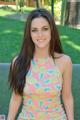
[17,56,67,120]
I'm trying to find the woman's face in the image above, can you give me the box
[30,17,51,50]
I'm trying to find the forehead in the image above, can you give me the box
[31,17,50,28]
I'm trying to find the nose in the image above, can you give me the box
[37,31,43,37]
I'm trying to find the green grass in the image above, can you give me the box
[0,5,34,16]
[0,5,16,16]
[0,16,80,63]
[58,25,80,64]
[0,9,15,16]
[0,17,24,62]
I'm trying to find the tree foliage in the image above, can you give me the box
[16,0,25,12]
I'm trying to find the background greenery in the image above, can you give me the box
[0,16,80,63]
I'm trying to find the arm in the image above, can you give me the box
[62,56,74,120]
[7,91,22,120]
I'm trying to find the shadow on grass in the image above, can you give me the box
[0,17,80,63]
[57,25,80,63]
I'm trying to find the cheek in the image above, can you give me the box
[31,34,37,44]
[47,32,51,40]
[31,33,37,40]
[45,30,51,37]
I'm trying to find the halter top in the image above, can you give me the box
[17,56,67,120]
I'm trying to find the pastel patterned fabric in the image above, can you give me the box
[17,56,67,120]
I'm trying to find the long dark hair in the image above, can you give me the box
[9,8,63,95]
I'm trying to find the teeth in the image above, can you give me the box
[37,40,43,42]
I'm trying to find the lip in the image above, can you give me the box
[37,40,44,42]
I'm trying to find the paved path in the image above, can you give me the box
[0,5,29,21]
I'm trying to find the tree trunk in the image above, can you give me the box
[35,0,40,8]
[16,0,18,11]
[41,0,45,6]
[65,0,79,26]
[51,0,54,16]
[77,2,80,25]
[61,0,67,25]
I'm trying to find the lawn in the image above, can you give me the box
[0,16,80,63]
[0,16,24,62]
[58,25,80,64]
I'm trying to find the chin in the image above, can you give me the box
[37,46,48,49]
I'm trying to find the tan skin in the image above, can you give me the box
[7,17,74,120]
[54,52,74,120]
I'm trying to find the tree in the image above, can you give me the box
[41,0,45,6]
[65,0,78,25]
[16,0,24,12]
[35,0,40,8]
[61,0,80,26]
[35,0,45,8]
[61,0,67,25]
[51,0,54,16]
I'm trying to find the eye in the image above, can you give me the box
[43,27,49,31]
[31,29,37,32]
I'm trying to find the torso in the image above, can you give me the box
[17,53,68,120]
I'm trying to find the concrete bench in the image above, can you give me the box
[0,63,80,119]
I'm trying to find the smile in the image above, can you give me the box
[37,40,44,42]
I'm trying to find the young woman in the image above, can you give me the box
[7,8,74,120]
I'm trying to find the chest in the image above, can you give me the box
[24,60,63,96]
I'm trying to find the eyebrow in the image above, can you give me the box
[31,26,49,29]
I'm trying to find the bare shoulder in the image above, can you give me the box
[54,52,72,64]
[61,54,72,64]
[54,52,72,74]
[62,54,72,72]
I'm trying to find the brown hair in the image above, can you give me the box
[9,8,63,95]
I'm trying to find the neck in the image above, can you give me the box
[34,47,50,59]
